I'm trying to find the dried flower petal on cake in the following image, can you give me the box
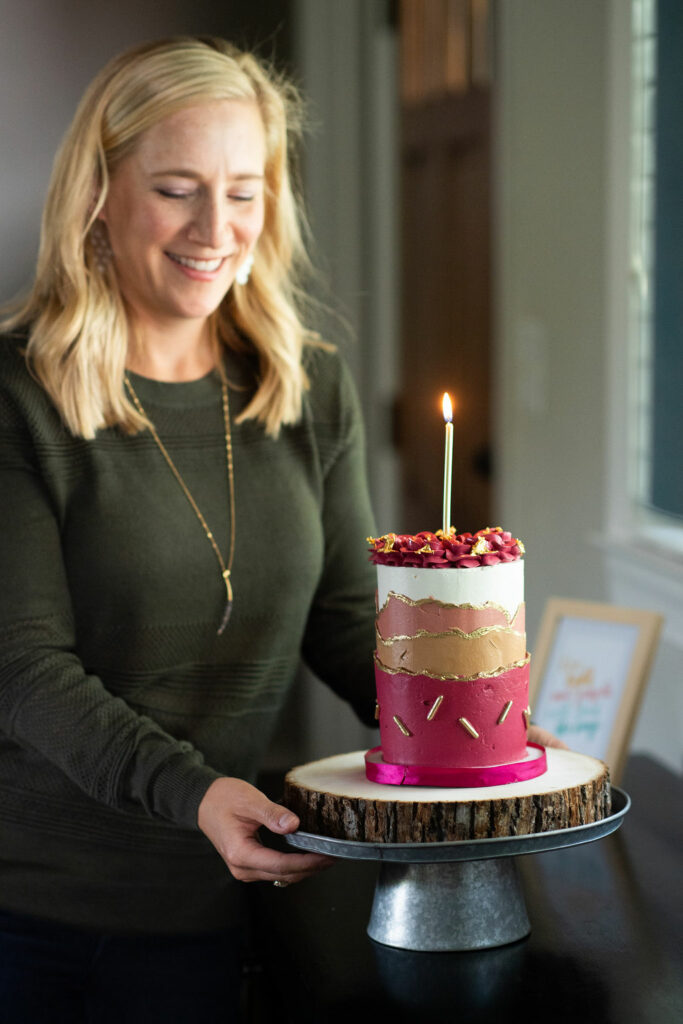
[368,528,524,568]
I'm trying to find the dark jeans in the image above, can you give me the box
[0,908,245,1023]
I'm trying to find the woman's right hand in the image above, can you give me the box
[197,776,333,885]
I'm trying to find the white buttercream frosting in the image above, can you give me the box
[376,560,524,619]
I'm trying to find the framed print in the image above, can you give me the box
[530,599,663,784]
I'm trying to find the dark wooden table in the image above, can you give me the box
[249,755,682,1023]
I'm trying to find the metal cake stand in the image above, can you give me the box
[286,786,630,952]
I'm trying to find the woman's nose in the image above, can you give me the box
[189,197,231,249]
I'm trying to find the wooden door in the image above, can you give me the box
[397,0,493,535]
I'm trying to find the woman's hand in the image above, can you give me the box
[197,777,333,885]
[528,723,569,750]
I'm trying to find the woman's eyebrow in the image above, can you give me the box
[150,169,264,180]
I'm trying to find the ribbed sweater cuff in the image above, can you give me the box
[142,754,224,830]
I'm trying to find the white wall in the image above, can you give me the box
[294,0,400,536]
[495,0,609,633]
[494,0,681,774]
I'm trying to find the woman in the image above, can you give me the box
[0,36,377,1021]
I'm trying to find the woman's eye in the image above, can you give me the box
[153,188,257,202]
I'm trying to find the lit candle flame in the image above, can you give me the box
[442,392,453,423]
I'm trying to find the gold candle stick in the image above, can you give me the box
[442,392,454,533]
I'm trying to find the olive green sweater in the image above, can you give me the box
[0,334,377,934]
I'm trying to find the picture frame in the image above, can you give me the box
[529,599,663,785]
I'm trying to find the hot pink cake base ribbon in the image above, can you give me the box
[364,742,548,788]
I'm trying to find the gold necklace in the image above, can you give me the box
[124,360,236,635]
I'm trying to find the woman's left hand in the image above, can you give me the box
[197,776,334,885]
[528,723,568,750]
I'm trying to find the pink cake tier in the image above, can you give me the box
[367,527,546,787]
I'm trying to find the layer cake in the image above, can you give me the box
[367,527,543,785]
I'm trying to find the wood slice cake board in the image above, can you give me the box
[284,747,610,843]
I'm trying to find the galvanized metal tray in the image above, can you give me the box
[286,785,630,863]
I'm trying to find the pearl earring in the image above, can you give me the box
[90,220,113,273]
[235,252,254,286]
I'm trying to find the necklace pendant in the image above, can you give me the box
[217,599,232,635]
[217,569,233,635]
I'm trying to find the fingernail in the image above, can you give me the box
[278,813,296,830]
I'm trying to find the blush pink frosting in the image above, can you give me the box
[376,597,525,640]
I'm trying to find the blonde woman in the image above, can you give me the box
[0,37,378,1021]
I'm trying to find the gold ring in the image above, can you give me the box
[273,880,289,888]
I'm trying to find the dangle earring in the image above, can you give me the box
[234,252,254,286]
[90,220,113,273]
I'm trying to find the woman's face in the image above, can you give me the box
[100,99,266,332]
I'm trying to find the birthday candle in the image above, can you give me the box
[442,392,453,534]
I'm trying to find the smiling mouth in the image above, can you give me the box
[166,252,225,272]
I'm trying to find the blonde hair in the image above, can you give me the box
[1,37,319,437]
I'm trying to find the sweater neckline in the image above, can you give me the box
[125,366,220,408]
[125,350,256,409]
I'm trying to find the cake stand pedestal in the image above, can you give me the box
[286,787,629,952]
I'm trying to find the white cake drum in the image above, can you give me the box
[284,747,611,843]
[376,560,524,619]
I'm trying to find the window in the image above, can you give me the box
[604,0,683,651]
[630,0,683,536]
